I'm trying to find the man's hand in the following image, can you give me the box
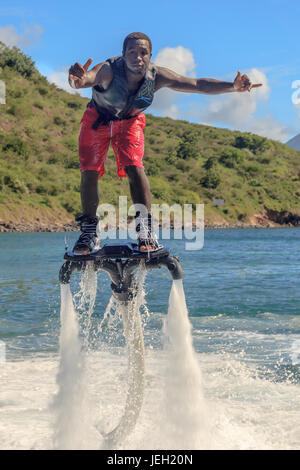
[69,58,93,89]
[233,71,262,92]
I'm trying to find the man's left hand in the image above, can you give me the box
[233,71,262,92]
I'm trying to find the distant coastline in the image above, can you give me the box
[1,215,299,233]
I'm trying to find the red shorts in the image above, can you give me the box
[78,107,146,178]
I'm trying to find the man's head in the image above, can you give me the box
[122,32,152,55]
[122,32,152,75]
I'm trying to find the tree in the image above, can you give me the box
[219,147,245,168]
[0,41,36,79]
[176,132,198,159]
[200,169,221,188]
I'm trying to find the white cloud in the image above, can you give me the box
[0,25,20,47]
[291,80,300,125]
[47,67,75,93]
[151,46,197,118]
[198,69,269,127]
[182,68,291,142]
[47,66,91,98]
[151,88,180,119]
[0,24,43,48]
[154,46,196,77]
[245,115,293,143]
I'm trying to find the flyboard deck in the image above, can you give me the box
[59,242,182,286]
[64,242,170,262]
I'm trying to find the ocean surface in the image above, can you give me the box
[0,228,300,450]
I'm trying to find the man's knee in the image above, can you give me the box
[124,165,144,181]
[81,170,100,183]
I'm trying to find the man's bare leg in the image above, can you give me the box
[80,170,100,217]
[124,165,151,210]
[124,165,158,251]
[73,170,100,254]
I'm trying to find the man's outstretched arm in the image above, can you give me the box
[155,66,262,94]
[68,58,113,89]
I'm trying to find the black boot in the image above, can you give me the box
[73,215,100,254]
[135,212,161,252]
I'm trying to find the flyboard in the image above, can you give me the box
[59,242,182,447]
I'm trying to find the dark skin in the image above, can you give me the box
[69,38,262,251]
[80,166,151,216]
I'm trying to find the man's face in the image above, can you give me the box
[123,39,151,75]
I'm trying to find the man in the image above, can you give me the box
[68,32,262,254]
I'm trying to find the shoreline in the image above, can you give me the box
[1,208,299,233]
[0,220,299,233]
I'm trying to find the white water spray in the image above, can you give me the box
[162,279,209,449]
[51,284,87,449]
[103,268,147,448]
[52,264,98,449]
[74,262,98,348]
[52,259,208,449]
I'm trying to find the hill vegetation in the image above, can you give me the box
[1,41,300,230]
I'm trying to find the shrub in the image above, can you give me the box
[249,179,261,187]
[165,146,178,164]
[234,134,270,154]
[3,174,28,193]
[59,191,81,214]
[7,101,33,119]
[63,154,80,169]
[203,156,218,170]
[67,101,82,110]
[149,178,172,201]
[200,169,221,189]
[38,87,48,96]
[40,195,52,207]
[48,155,60,164]
[0,41,36,78]
[176,133,198,159]
[219,147,245,168]
[146,165,160,176]
[245,164,262,177]
[36,184,48,194]
[260,157,271,164]
[63,135,78,152]
[53,115,64,126]
[48,185,59,196]
[2,135,29,160]
[10,89,23,99]
[38,167,49,177]
[33,101,44,109]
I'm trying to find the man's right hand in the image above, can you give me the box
[69,58,93,88]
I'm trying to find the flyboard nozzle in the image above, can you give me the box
[59,260,85,284]
[142,254,183,280]
[110,281,137,302]
[159,255,183,280]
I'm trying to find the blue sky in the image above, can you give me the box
[1,0,300,142]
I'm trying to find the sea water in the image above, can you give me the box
[0,229,299,449]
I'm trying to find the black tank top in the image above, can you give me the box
[89,56,157,128]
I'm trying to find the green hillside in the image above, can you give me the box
[1,41,300,230]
